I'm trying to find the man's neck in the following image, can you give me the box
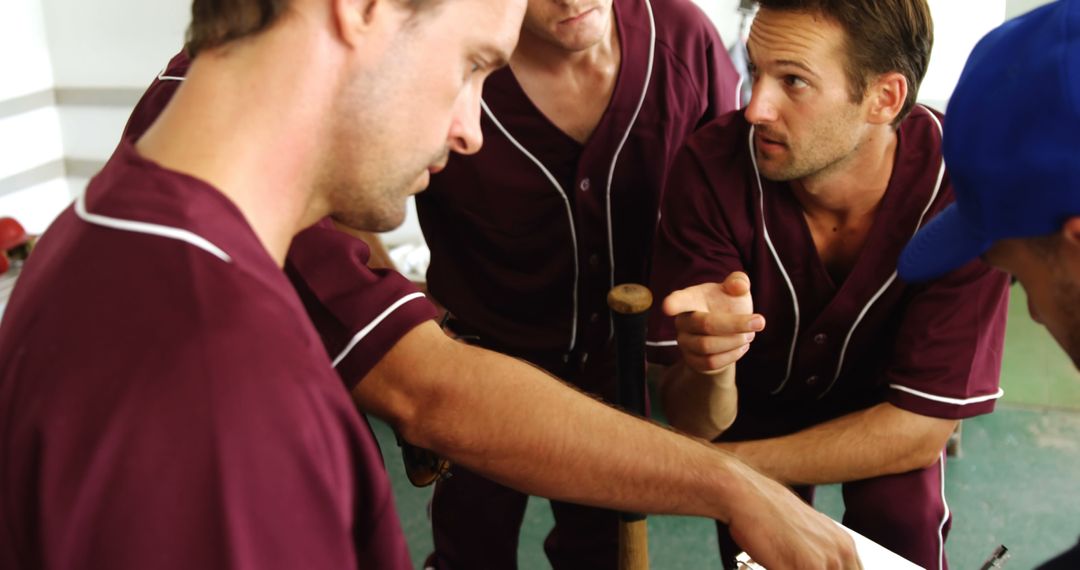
[786,125,899,284]
[791,126,899,225]
[508,11,621,143]
[134,25,335,267]
[512,12,619,72]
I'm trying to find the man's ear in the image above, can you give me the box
[333,0,382,48]
[1061,217,1080,247]
[865,71,908,126]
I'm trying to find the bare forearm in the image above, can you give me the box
[356,323,861,567]
[661,362,738,440]
[359,322,747,521]
[722,403,957,486]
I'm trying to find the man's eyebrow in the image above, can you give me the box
[745,45,820,79]
[774,59,820,79]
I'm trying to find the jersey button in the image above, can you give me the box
[589,253,601,268]
[589,312,600,323]
[579,178,591,192]
[805,375,820,386]
[813,333,828,345]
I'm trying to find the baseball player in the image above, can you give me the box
[416,0,742,566]
[0,0,523,568]
[899,1,1080,568]
[647,1,1011,568]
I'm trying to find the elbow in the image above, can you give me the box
[387,399,425,446]
[352,326,463,452]
[391,379,460,454]
[910,446,943,470]
[395,343,479,456]
[910,419,960,470]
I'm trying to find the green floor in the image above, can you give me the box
[372,286,1080,569]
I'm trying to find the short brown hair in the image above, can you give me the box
[185,0,439,58]
[756,0,933,126]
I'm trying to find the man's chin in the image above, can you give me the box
[413,171,431,195]
[756,162,795,183]
[329,209,408,234]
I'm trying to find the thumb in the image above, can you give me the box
[721,271,751,297]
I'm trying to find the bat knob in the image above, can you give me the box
[607,283,653,316]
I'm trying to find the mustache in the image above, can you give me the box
[754,127,788,146]
[560,4,601,20]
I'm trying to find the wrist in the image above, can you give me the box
[689,363,736,387]
[702,447,763,523]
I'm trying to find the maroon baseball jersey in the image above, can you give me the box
[123,52,438,390]
[418,0,742,366]
[648,106,1010,430]
[0,141,411,569]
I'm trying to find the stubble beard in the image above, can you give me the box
[756,137,860,183]
[756,104,865,183]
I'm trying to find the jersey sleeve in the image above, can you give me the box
[884,260,1010,418]
[286,219,438,390]
[647,142,746,365]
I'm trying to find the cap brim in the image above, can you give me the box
[899,204,992,282]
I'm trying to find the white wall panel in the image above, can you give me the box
[689,0,748,48]
[41,0,188,88]
[0,108,65,181]
[0,0,55,100]
[1006,0,1055,18]
[0,177,73,234]
[57,106,133,162]
[920,0,1007,109]
[67,177,91,199]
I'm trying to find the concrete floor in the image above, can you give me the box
[372,285,1080,569]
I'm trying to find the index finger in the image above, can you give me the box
[674,310,765,337]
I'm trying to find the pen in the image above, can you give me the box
[979,544,1010,569]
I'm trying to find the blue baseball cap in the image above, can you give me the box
[899,0,1080,282]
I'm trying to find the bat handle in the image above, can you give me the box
[607,283,653,421]
[609,284,653,570]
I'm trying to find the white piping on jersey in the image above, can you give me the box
[936,450,950,570]
[888,384,1004,406]
[482,0,657,354]
[818,106,944,399]
[605,0,657,299]
[74,191,232,263]
[331,291,427,368]
[480,100,581,353]
[747,125,801,394]
[157,68,186,82]
[645,339,677,347]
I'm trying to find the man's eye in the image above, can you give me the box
[784,75,808,89]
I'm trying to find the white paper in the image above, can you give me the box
[735,521,924,569]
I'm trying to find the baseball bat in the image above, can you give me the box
[607,283,653,570]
